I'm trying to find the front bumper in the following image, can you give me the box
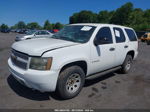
[8,58,59,92]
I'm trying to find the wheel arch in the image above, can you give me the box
[59,60,88,76]
[127,50,135,59]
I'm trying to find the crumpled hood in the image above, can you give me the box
[12,38,79,56]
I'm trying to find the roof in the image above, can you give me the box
[70,23,132,29]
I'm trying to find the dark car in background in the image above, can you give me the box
[1,29,10,33]
[11,29,30,34]
[18,29,28,34]
[10,29,17,33]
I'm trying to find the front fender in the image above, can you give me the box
[42,44,91,75]
[58,57,89,72]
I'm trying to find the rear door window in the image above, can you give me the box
[113,27,126,43]
[125,29,137,41]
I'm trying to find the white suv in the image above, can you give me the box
[8,24,138,99]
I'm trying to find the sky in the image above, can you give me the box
[0,0,149,26]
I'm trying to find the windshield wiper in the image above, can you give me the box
[51,35,80,43]
[60,36,78,43]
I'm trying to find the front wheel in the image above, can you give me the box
[121,55,133,74]
[56,66,85,99]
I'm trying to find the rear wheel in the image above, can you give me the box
[56,66,85,99]
[121,55,133,74]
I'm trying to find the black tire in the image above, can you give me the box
[56,66,85,99]
[147,40,150,45]
[121,55,133,74]
[141,40,145,42]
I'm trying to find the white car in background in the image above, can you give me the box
[15,30,53,41]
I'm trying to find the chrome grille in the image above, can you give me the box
[12,50,28,60]
[11,49,28,70]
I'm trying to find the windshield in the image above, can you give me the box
[26,30,36,35]
[51,25,96,43]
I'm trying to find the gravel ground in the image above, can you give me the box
[0,32,150,109]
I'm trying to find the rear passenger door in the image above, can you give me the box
[113,27,128,66]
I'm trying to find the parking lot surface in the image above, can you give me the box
[0,33,150,109]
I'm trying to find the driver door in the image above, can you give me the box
[90,26,116,74]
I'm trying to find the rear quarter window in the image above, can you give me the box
[125,29,137,41]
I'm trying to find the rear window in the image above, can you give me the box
[125,29,137,41]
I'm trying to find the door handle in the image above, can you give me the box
[109,47,115,51]
[124,45,128,48]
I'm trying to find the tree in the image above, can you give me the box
[126,8,150,31]
[69,13,80,24]
[51,24,55,29]
[10,21,26,29]
[110,2,133,25]
[144,9,150,24]
[69,2,150,31]
[69,10,98,24]
[43,20,52,30]
[54,22,63,29]
[17,21,26,29]
[0,24,9,30]
[26,22,41,29]
[127,8,145,26]
[97,11,114,23]
[10,24,18,29]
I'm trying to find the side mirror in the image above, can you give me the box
[94,38,99,46]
